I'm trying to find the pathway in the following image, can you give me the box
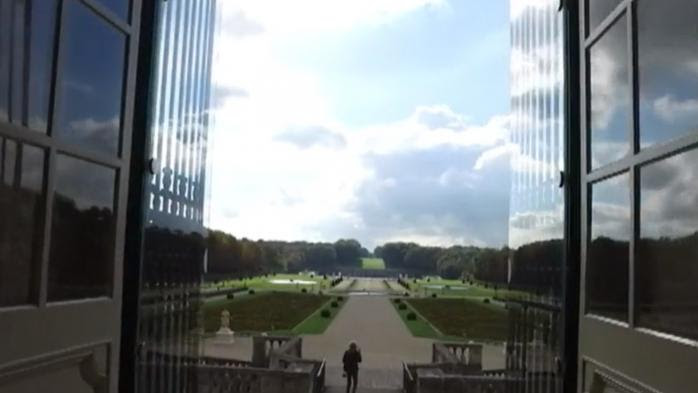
[303,292,432,389]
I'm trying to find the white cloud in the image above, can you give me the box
[653,95,698,122]
[221,0,447,34]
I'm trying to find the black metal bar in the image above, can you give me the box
[562,1,581,393]
[119,0,157,392]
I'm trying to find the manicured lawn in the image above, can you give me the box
[206,273,333,293]
[390,299,441,339]
[412,278,528,300]
[407,297,509,341]
[293,295,347,334]
[202,292,329,333]
[361,257,385,270]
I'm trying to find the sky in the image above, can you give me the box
[207,0,512,250]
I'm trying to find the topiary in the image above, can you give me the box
[301,288,307,293]
[226,293,235,299]
[393,298,402,304]
[431,293,437,298]
[331,301,339,308]
[406,312,417,321]
[337,296,344,302]
[399,303,407,310]
[321,309,331,318]
[248,289,255,295]
[483,298,490,304]
[404,292,410,297]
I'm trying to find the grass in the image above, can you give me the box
[293,296,347,335]
[407,297,508,341]
[205,273,333,294]
[361,257,386,270]
[201,291,329,333]
[412,278,528,300]
[390,298,442,339]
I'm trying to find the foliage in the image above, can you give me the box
[321,309,331,318]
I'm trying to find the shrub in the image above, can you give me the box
[319,291,324,296]
[301,288,307,293]
[248,289,255,295]
[331,301,339,308]
[431,293,437,298]
[445,285,451,290]
[404,292,410,297]
[226,293,235,299]
[483,298,490,304]
[406,312,417,321]
[393,298,402,304]
[398,303,407,310]
[337,296,344,302]
[321,309,331,318]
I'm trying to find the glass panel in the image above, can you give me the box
[96,0,130,21]
[10,0,24,123]
[638,149,698,341]
[48,154,116,301]
[587,173,630,321]
[589,15,630,169]
[0,0,58,132]
[55,0,126,155]
[638,0,698,148]
[27,0,59,133]
[587,0,624,33]
[0,1,9,122]
[0,138,45,307]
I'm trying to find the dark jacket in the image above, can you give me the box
[342,349,362,373]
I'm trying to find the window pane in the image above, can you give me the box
[96,0,130,21]
[587,173,630,321]
[589,16,630,169]
[48,155,116,301]
[0,1,10,122]
[0,138,45,307]
[638,0,698,148]
[55,0,126,155]
[27,0,60,133]
[638,149,698,341]
[587,0,623,34]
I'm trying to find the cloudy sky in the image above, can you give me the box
[207,0,512,249]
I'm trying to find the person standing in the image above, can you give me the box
[342,341,362,393]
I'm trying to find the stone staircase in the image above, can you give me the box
[325,387,401,393]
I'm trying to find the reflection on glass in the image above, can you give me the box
[96,0,130,21]
[587,0,623,33]
[27,0,59,132]
[48,155,116,301]
[589,16,630,169]
[638,149,698,341]
[55,1,126,155]
[638,0,698,148]
[587,173,630,321]
[0,0,58,132]
[0,138,45,307]
[0,1,9,121]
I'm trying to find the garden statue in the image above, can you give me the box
[216,309,235,344]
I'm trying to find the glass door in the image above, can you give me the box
[578,1,698,392]
[0,0,142,392]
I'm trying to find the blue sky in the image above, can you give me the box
[209,0,512,249]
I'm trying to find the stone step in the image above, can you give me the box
[325,387,402,393]
[325,366,403,390]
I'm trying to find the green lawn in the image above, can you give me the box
[411,278,528,300]
[390,298,442,339]
[201,292,330,333]
[293,295,347,334]
[406,297,509,341]
[361,257,385,270]
[205,273,333,294]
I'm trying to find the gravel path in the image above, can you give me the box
[303,291,432,389]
